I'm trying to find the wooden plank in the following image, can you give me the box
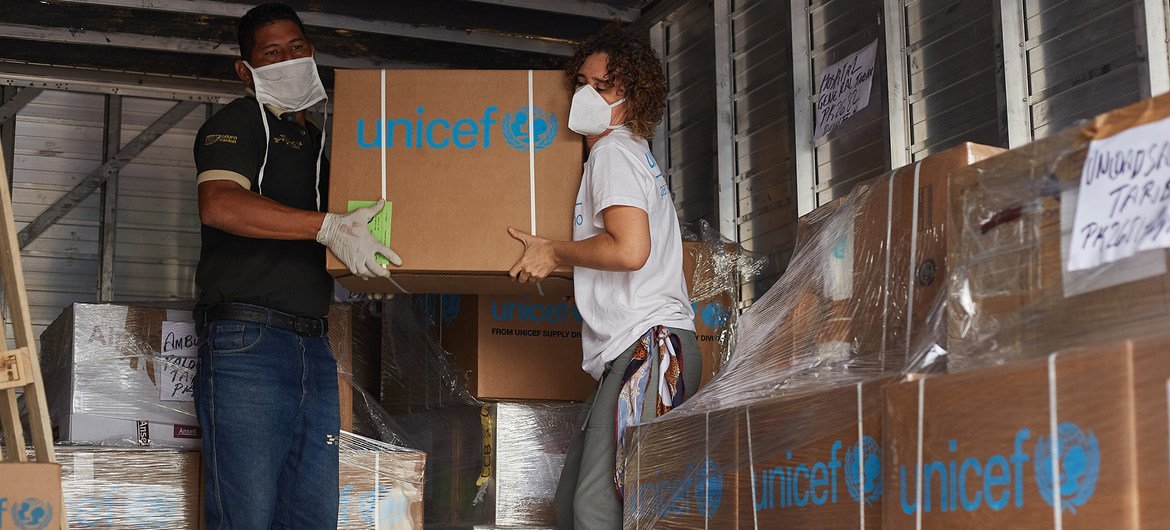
[0,388,25,462]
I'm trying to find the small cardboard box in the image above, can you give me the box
[0,463,64,529]
[748,379,887,528]
[53,447,200,529]
[339,431,428,530]
[328,70,583,296]
[884,344,1139,529]
[622,408,747,528]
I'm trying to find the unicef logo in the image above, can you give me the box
[413,295,437,331]
[845,435,882,506]
[440,294,461,325]
[700,301,731,329]
[693,459,724,515]
[502,106,558,151]
[12,498,52,530]
[1034,422,1099,513]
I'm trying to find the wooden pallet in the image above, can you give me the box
[0,137,66,528]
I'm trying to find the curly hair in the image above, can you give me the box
[565,29,667,139]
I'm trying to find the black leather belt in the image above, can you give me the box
[199,303,327,336]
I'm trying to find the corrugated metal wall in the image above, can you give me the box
[805,0,888,207]
[658,0,719,226]
[729,0,797,303]
[901,0,1006,159]
[11,90,201,338]
[1018,0,1145,139]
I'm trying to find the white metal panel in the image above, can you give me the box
[1016,0,1145,139]
[114,97,202,302]
[899,0,1006,159]
[659,0,718,226]
[731,0,797,304]
[11,90,104,338]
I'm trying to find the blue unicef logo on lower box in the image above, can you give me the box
[440,294,461,325]
[846,435,882,507]
[699,301,731,329]
[1034,422,1100,513]
[12,498,53,530]
[639,459,724,518]
[502,106,557,152]
[693,459,724,515]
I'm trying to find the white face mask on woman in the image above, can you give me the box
[245,56,327,112]
[567,84,626,137]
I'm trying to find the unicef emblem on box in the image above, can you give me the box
[694,459,724,516]
[1033,421,1099,513]
[846,435,882,506]
[502,106,558,152]
[12,497,53,530]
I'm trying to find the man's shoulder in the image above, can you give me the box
[206,97,263,127]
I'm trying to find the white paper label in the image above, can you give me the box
[1068,116,1170,271]
[814,40,878,139]
[158,321,198,402]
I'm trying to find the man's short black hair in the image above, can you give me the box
[238,3,307,60]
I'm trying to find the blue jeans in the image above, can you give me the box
[195,319,340,529]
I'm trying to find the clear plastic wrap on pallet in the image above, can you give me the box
[38,301,202,448]
[493,401,585,527]
[876,94,1170,529]
[337,430,427,529]
[617,142,1003,528]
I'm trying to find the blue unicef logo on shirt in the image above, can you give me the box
[694,459,724,516]
[845,435,882,506]
[502,106,558,152]
[12,497,53,530]
[440,294,461,325]
[700,301,731,329]
[1033,421,1100,513]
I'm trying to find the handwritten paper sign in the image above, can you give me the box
[158,321,198,402]
[814,40,878,139]
[1067,116,1170,271]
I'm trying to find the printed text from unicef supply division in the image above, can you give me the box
[897,422,1100,516]
[1069,116,1170,271]
[813,40,878,139]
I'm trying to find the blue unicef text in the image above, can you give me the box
[490,297,583,324]
[898,423,1100,516]
[356,107,498,149]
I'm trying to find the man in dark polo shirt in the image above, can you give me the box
[192,4,398,528]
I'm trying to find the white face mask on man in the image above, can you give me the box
[567,84,626,137]
[245,56,327,112]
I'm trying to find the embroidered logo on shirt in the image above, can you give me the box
[204,134,238,146]
[273,134,304,150]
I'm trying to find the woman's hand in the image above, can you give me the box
[508,227,560,283]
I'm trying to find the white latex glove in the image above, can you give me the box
[316,199,401,279]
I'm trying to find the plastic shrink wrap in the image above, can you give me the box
[883,93,1170,529]
[619,142,1003,528]
[31,300,427,529]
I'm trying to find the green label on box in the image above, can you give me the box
[347,200,393,266]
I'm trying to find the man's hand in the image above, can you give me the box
[508,227,559,283]
[317,199,402,279]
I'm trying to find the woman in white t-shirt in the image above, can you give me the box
[507,29,701,528]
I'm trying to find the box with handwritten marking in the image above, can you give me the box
[947,93,1170,370]
[39,301,203,448]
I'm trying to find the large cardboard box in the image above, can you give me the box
[339,431,428,530]
[40,302,201,448]
[622,408,747,528]
[1131,334,1170,528]
[785,143,1002,367]
[947,94,1170,369]
[53,447,200,529]
[0,463,64,529]
[884,344,1140,529]
[328,70,583,296]
[748,379,886,528]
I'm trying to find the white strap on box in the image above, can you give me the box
[857,382,866,530]
[904,162,923,353]
[1048,353,1063,529]
[915,378,925,530]
[379,69,411,295]
[527,70,546,298]
[746,408,760,529]
[881,172,895,353]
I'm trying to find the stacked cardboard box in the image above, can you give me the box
[620,142,1001,528]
